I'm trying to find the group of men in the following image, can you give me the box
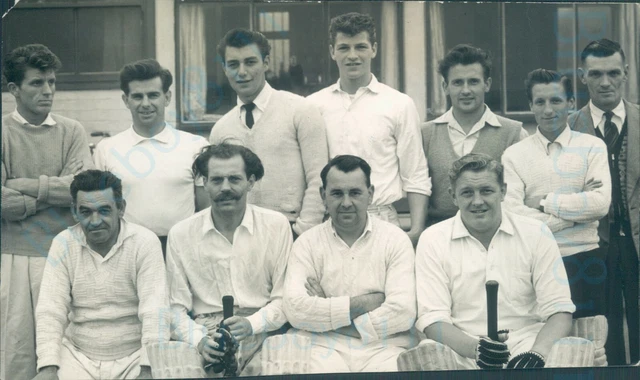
[1,11,638,380]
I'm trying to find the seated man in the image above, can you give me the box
[167,144,292,376]
[415,153,575,369]
[33,170,169,380]
[284,155,416,372]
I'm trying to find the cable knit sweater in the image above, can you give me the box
[209,90,328,236]
[1,112,94,257]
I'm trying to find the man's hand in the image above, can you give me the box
[31,366,58,380]
[305,277,326,298]
[506,351,545,369]
[197,334,225,364]
[60,158,84,177]
[135,365,153,379]
[407,228,422,247]
[476,336,510,369]
[584,178,603,192]
[223,316,253,342]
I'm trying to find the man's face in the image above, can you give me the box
[73,188,125,250]
[330,31,377,83]
[122,76,170,133]
[580,52,627,111]
[450,169,506,238]
[530,82,574,138]
[321,167,373,233]
[443,63,491,115]
[223,44,269,103]
[9,67,56,121]
[204,155,255,215]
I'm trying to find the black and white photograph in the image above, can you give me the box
[1,0,639,379]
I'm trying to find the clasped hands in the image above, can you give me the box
[475,332,545,369]
[197,316,252,366]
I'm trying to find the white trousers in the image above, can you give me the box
[56,338,141,380]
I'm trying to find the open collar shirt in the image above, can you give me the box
[12,109,57,127]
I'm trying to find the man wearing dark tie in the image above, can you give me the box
[568,38,640,365]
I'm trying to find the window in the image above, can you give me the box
[177,0,382,126]
[2,0,155,90]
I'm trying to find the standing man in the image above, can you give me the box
[33,170,168,380]
[307,12,431,246]
[1,44,93,380]
[502,69,611,318]
[284,155,416,372]
[569,38,639,365]
[416,154,575,370]
[210,29,328,238]
[167,144,292,376]
[94,59,209,254]
[423,44,528,225]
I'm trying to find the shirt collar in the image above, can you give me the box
[451,210,514,240]
[534,124,571,153]
[202,205,255,237]
[127,122,171,145]
[74,218,135,260]
[12,109,56,127]
[331,74,381,95]
[432,105,502,128]
[328,213,374,242]
[589,100,626,128]
[237,82,273,112]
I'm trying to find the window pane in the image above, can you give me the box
[76,7,143,73]
[1,8,76,73]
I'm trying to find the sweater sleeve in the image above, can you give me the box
[1,161,37,221]
[291,101,329,235]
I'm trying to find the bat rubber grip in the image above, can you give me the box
[222,295,234,320]
[486,281,499,341]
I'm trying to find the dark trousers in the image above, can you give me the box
[561,247,607,319]
[605,235,640,365]
[158,235,168,260]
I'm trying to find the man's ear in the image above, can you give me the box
[263,55,270,70]
[368,184,375,205]
[329,45,336,61]
[449,187,458,207]
[371,42,378,59]
[164,90,172,106]
[247,174,256,191]
[121,93,130,108]
[442,79,449,96]
[7,82,19,98]
[500,183,507,201]
[484,77,493,92]
[71,204,80,223]
[117,199,127,218]
[320,186,326,202]
[577,67,587,85]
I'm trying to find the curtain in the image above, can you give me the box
[619,3,639,104]
[428,2,447,118]
[179,3,206,121]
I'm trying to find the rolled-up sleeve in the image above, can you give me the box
[396,97,431,196]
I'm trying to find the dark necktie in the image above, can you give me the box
[603,111,619,148]
[243,103,256,129]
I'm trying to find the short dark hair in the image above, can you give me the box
[192,143,265,181]
[580,38,626,64]
[438,44,492,83]
[320,155,372,189]
[217,28,271,65]
[120,59,173,95]
[449,153,504,190]
[3,44,62,86]
[525,68,573,102]
[71,170,124,206]
[329,12,377,46]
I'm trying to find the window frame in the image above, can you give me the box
[2,0,155,91]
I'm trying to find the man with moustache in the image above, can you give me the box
[502,69,610,319]
[568,38,640,365]
[209,28,328,238]
[422,44,527,226]
[94,59,209,255]
[1,44,93,380]
[33,170,168,380]
[167,144,292,376]
[415,153,575,369]
[307,12,431,246]
[284,155,416,372]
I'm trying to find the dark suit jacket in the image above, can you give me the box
[568,100,640,256]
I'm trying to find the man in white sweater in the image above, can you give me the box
[284,155,416,372]
[209,29,328,238]
[33,170,169,380]
[502,69,611,318]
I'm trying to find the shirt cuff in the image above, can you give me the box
[246,311,265,336]
[36,349,60,372]
[37,174,50,203]
[542,192,557,216]
[403,177,433,197]
[139,344,151,367]
[331,296,351,330]
[353,313,379,344]
[415,312,452,334]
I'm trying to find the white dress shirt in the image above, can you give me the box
[93,124,209,236]
[167,205,293,347]
[589,100,626,135]
[415,211,575,338]
[307,75,431,206]
[284,215,416,347]
[237,82,273,127]
[432,106,529,157]
[502,126,611,256]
